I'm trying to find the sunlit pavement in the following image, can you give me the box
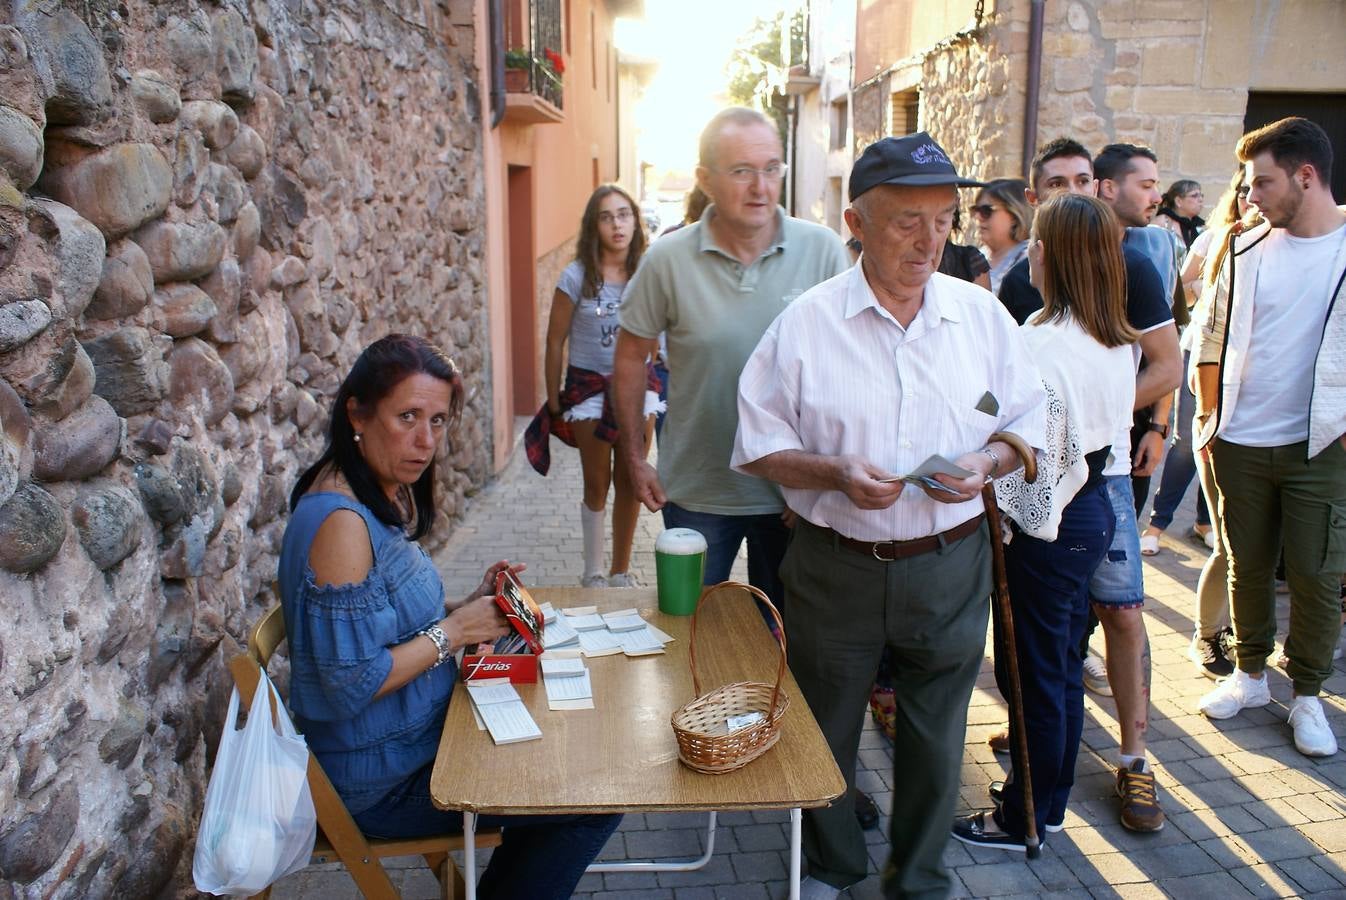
[270,430,1346,899]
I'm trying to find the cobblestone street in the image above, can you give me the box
[272,427,1346,899]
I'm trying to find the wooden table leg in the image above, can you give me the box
[463,811,477,900]
[789,808,802,900]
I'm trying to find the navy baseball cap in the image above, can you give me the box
[849,132,984,201]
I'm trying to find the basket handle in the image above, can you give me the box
[688,581,788,728]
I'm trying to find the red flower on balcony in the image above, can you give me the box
[544,48,565,76]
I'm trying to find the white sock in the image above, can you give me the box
[1118,753,1147,772]
[581,503,606,579]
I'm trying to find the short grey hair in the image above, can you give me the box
[698,107,778,169]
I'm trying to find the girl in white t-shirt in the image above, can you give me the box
[543,185,663,588]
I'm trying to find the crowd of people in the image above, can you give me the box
[270,107,1344,899]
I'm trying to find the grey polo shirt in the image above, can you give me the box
[619,206,850,515]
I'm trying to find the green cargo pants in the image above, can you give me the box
[1210,438,1346,696]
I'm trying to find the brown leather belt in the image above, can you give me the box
[834,514,985,562]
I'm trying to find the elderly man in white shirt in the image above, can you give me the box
[732,133,1046,900]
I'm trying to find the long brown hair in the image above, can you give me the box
[575,184,647,297]
[1031,194,1139,349]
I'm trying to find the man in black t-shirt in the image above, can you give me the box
[991,138,1181,836]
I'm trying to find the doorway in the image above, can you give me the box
[507,165,538,414]
[1244,92,1346,202]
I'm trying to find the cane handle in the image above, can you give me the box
[990,431,1037,484]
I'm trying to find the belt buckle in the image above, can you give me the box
[871,541,896,562]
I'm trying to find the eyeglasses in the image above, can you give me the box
[970,204,1000,219]
[1184,192,1204,199]
[597,208,635,225]
[714,163,789,184]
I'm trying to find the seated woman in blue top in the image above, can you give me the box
[278,334,620,898]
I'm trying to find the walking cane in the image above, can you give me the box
[982,432,1041,858]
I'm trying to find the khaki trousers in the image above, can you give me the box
[783,518,990,899]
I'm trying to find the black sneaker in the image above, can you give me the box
[988,781,1065,833]
[854,789,879,830]
[1188,630,1235,679]
[951,811,1030,852]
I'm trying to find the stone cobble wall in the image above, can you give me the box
[0,1,486,896]
[919,28,1018,182]
[914,0,1340,199]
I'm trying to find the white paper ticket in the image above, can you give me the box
[617,627,666,656]
[577,628,623,657]
[540,656,587,677]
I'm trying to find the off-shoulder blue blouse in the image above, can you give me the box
[277,492,457,815]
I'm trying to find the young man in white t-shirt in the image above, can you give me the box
[1195,116,1346,758]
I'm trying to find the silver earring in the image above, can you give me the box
[353,433,362,443]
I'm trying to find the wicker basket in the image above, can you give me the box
[671,582,789,774]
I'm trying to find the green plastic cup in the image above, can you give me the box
[655,528,707,616]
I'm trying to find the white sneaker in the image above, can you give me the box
[1198,668,1271,719]
[798,876,841,900]
[580,573,608,589]
[606,572,640,588]
[1288,695,1338,757]
[1083,652,1112,696]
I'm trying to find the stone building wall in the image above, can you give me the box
[0,0,487,896]
[918,27,1020,182]
[533,234,574,400]
[912,0,1346,200]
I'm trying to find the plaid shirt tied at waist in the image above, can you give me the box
[524,364,662,476]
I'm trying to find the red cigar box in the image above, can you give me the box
[461,569,544,684]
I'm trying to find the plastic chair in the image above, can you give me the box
[228,605,501,899]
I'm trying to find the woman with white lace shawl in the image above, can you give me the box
[975,194,1138,848]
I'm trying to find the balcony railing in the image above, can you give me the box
[499,0,564,124]
[529,0,563,110]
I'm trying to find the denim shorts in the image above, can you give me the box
[1088,475,1145,609]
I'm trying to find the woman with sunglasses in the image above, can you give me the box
[973,178,1033,295]
[543,184,661,588]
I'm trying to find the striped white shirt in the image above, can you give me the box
[732,264,1047,542]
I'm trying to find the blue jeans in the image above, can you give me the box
[1088,475,1146,609]
[997,482,1114,838]
[653,360,669,441]
[1147,354,1209,531]
[661,502,789,622]
[353,764,621,899]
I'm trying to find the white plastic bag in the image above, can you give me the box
[193,669,317,896]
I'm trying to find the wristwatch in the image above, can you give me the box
[1146,422,1170,439]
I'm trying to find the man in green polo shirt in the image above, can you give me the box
[613,107,849,613]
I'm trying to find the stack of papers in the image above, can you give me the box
[465,678,542,744]
[541,655,595,710]
[538,606,675,658]
[542,616,578,649]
